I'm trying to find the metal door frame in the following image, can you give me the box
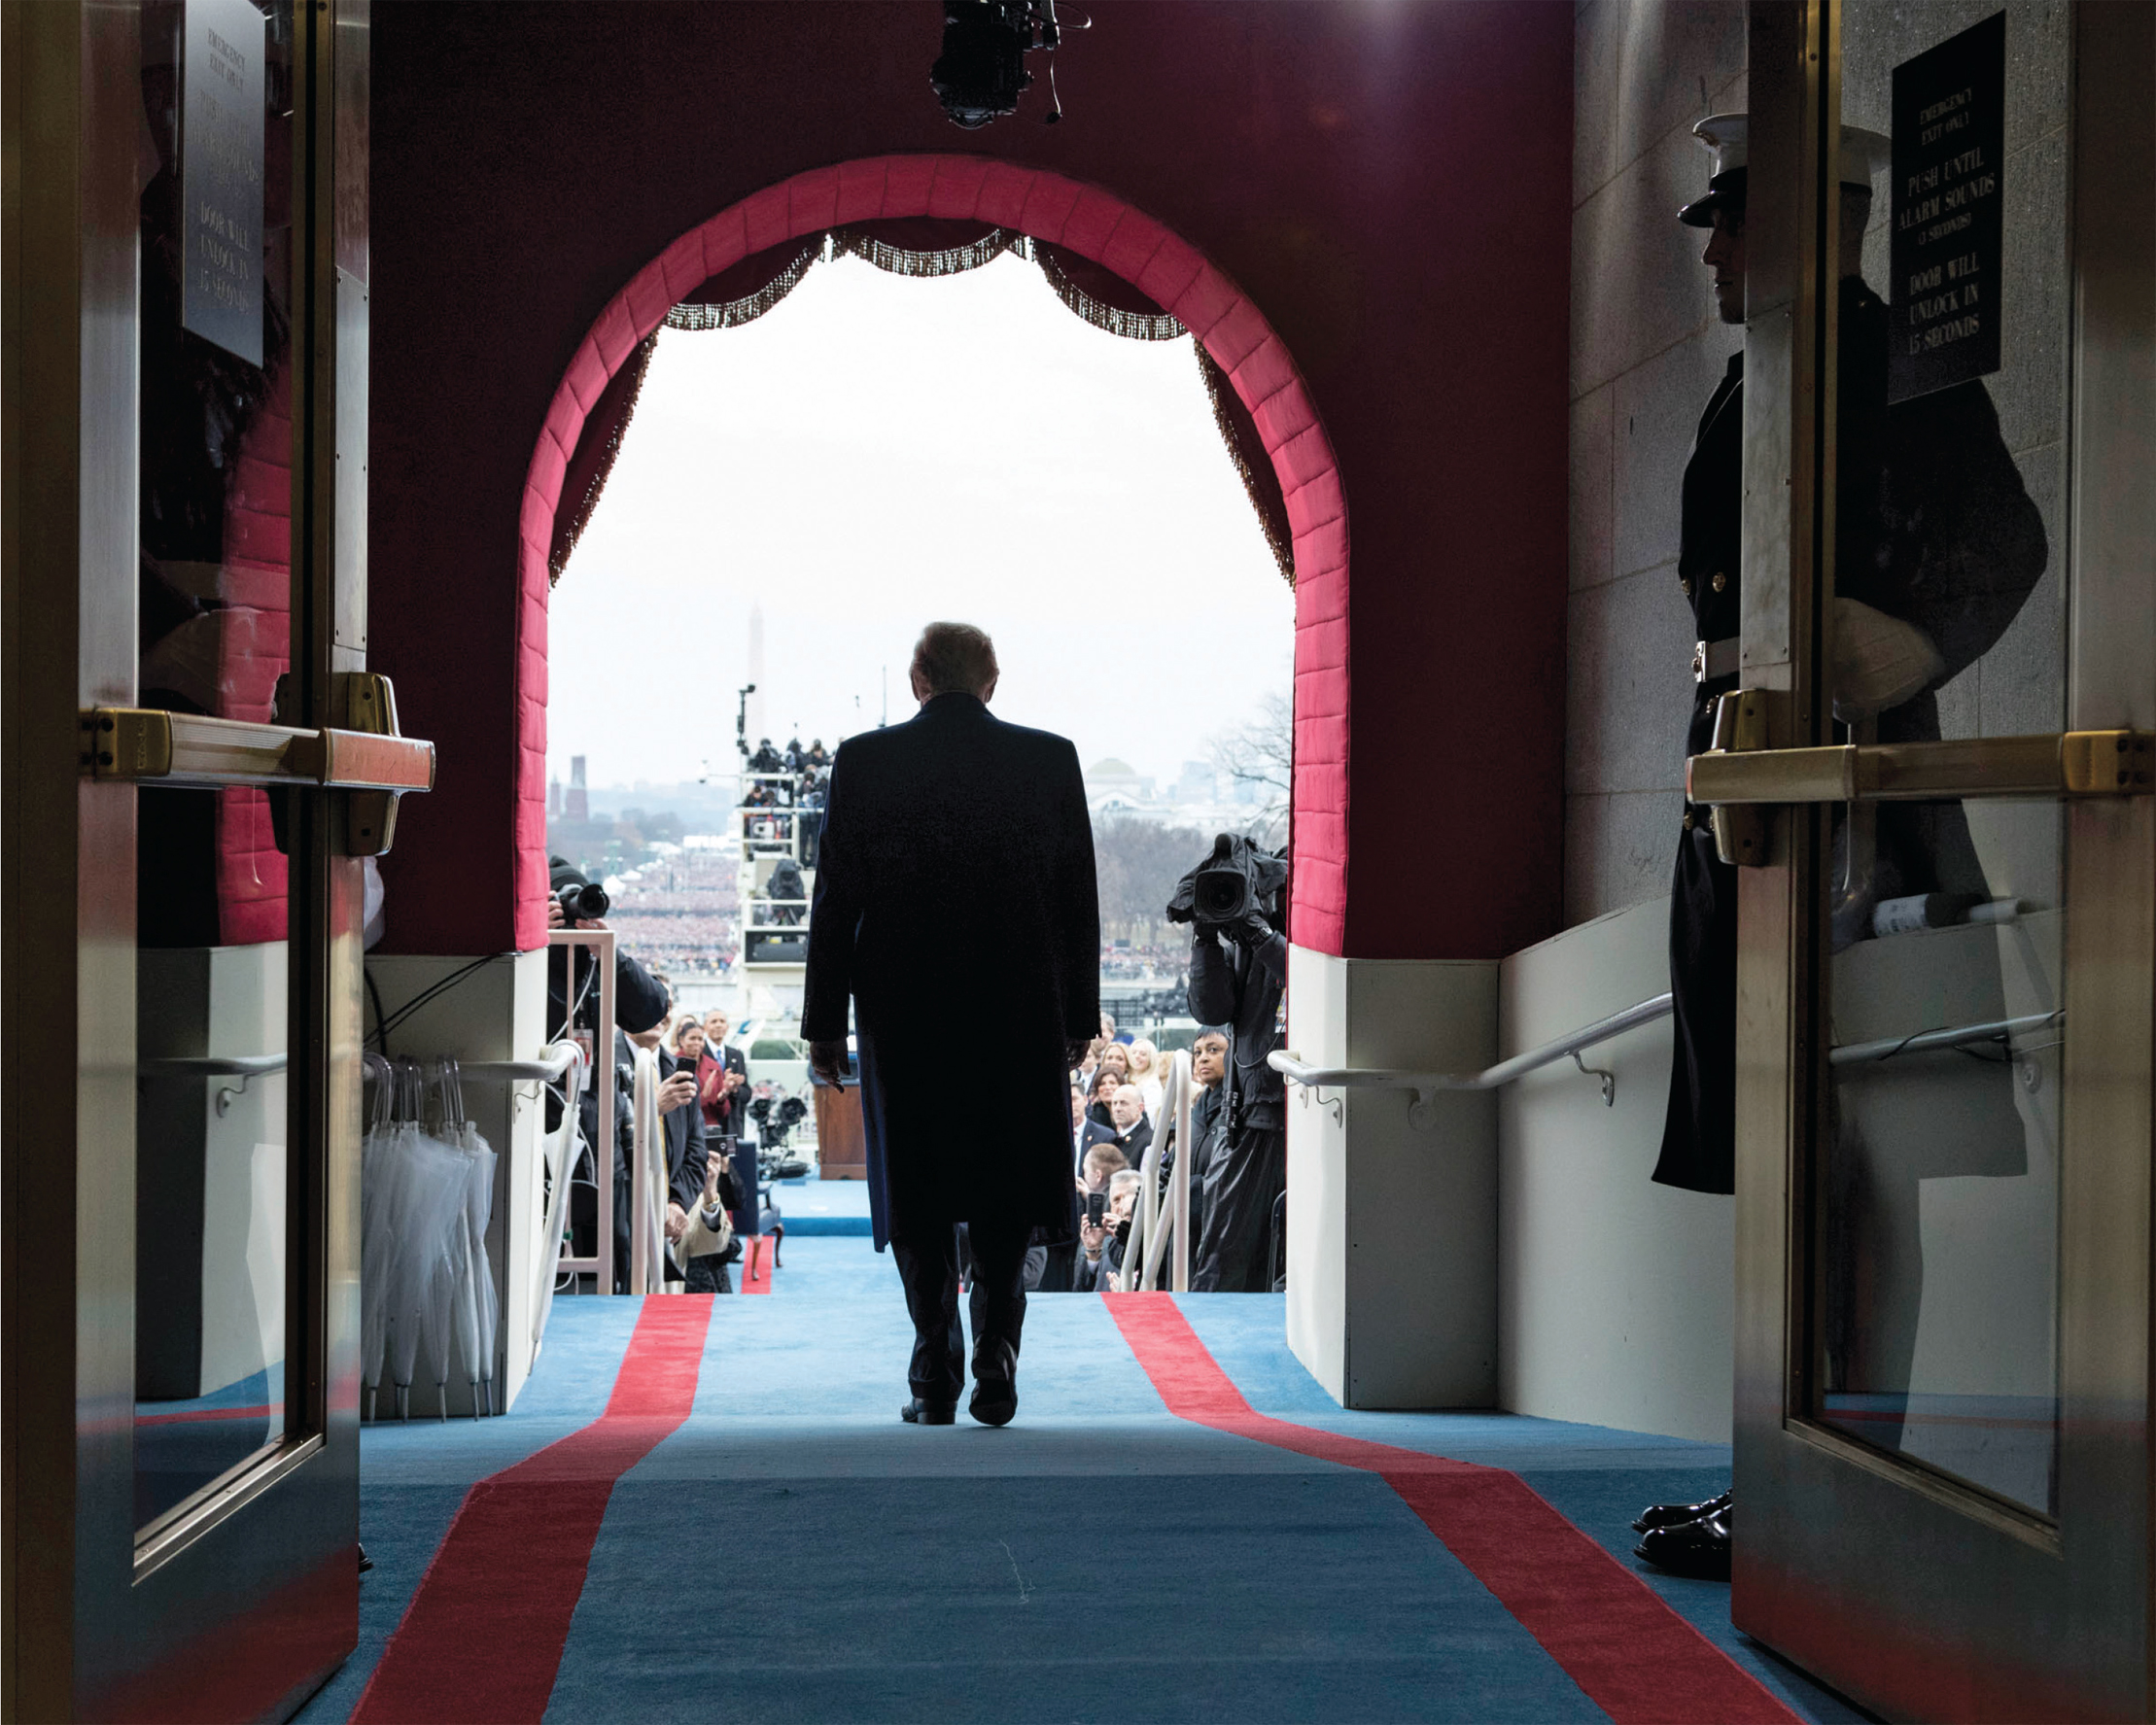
[2,2,373,1715]
[1730,4,2156,1718]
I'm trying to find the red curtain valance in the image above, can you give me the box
[549,218,1296,589]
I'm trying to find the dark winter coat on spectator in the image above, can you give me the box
[1079,1114,1153,1172]
[803,693,1098,1251]
[656,1049,711,1218]
[1190,927,1288,1132]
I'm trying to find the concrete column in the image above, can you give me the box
[1283,948,1499,1409]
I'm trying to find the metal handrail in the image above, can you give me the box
[1268,994,1674,1128]
[1830,1008,2062,1066]
[140,1052,290,1079]
[1269,993,2065,1128]
[460,1044,579,1085]
[1124,1051,1194,1293]
[549,928,617,1294]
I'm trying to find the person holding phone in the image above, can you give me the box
[1077,1170,1144,1292]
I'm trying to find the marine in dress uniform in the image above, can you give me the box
[1640,113,2049,1577]
[1652,114,1896,1199]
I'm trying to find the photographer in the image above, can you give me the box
[546,857,670,1291]
[1171,837,1289,1293]
[545,857,669,1045]
[632,1014,711,1291]
[1076,1168,1144,1292]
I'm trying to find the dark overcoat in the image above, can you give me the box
[801,694,1098,1250]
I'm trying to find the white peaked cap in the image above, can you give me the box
[1680,112,1894,224]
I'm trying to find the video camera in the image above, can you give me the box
[748,1091,809,1148]
[1167,833,1287,931]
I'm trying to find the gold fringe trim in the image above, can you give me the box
[663,238,824,331]
[1196,343,1296,590]
[832,225,1022,277]
[1031,241,1186,342]
[550,331,658,585]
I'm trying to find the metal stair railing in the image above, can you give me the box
[1269,993,2064,1127]
[1124,1050,1195,1293]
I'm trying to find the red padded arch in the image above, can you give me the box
[515,155,1348,954]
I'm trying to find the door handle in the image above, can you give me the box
[81,674,434,855]
[1688,715,2153,808]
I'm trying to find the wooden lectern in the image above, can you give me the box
[814,1082,867,1180]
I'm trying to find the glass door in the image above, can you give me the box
[1706,2,2156,1717]
[3,1,426,1716]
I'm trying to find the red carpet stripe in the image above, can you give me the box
[739,1235,775,1294]
[351,1296,714,1725]
[1103,1294,1799,1725]
[135,1402,277,1426]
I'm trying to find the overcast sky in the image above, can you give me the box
[548,248,1293,795]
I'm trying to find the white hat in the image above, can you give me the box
[1678,113,1893,226]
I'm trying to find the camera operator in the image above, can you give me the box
[1183,1028,1231,1254]
[1171,837,1289,1293]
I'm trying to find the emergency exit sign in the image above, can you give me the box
[1889,12,2005,404]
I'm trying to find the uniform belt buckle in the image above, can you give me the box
[1692,638,1737,683]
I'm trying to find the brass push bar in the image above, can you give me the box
[81,707,435,791]
[1688,728,2154,806]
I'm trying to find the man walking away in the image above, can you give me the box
[805,623,1099,1428]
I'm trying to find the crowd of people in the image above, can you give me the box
[549,857,820,1296]
[1046,1018,1254,1294]
[597,848,739,978]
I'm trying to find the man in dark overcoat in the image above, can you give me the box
[805,623,1099,1428]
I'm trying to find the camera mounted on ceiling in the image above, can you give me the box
[931,0,1085,129]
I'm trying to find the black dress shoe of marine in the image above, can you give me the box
[1634,1506,1732,1580]
[900,1397,956,1425]
[969,1339,1018,1428]
[1632,1487,1732,1535]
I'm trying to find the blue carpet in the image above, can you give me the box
[775,1175,874,1235]
[298,1238,1868,1724]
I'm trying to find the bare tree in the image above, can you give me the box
[1093,819,1212,946]
[1209,690,1293,848]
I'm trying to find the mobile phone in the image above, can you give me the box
[1086,1190,1107,1226]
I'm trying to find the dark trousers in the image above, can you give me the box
[889,1216,1032,1403]
[1655,820,1739,1194]
[1191,1124,1286,1293]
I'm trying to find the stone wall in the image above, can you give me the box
[1567,1,1747,923]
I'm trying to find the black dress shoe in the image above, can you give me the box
[969,1339,1017,1428]
[1632,1487,1732,1535]
[900,1397,956,1425]
[1634,1505,1731,1580]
